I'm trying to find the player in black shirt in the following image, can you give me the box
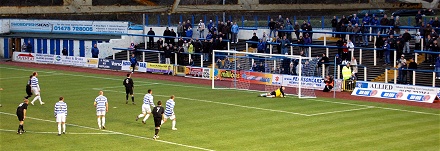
[152,101,164,140]
[16,99,29,134]
[25,75,32,99]
[123,73,135,104]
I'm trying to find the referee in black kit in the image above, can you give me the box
[16,99,29,134]
[25,75,32,99]
[123,73,135,104]
[152,101,164,140]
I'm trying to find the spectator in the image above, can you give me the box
[250,33,259,48]
[281,36,290,55]
[407,58,417,83]
[285,18,291,27]
[389,15,395,27]
[157,38,164,49]
[186,27,193,38]
[340,23,347,41]
[318,53,330,77]
[425,24,433,43]
[362,13,371,26]
[323,75,334,92]
[402,30,411,54]
[231,22,239,43]
[188,42,194,54]
[197,20,205,38]
[218,21,224,34]
[342,63,352,80]
[147,28,155,49]
[164,46,172,64]
[430,40,439,65]
[177,22,184,37]
[206,32,213,40]
[351,57,358,78]
[352,24,361,46]
[396,40,404,59]
[383,41,391,65]
[397,54,407,84]
[278,25,285,39]
[261,32,268,42]
[433,17,440,28]
[216,58,223,69]
[21,42,27,52]
[163,27,171,44]
[335,54,342,65]
[282,56,291,74]
[415,10,422,26]
[268,19,276,38]
[331,16,338,37]
[436,54,440,79]
[394,16,401,34]
[257,39,266,53]
[184,20,192,35]
[62,47,67,56]
[336,37,344,56]
[370,16,379,34]
[189,58,194,66]
[376,36,387,59]
[351,14,359,25]
[177,37,184,47]
[170,29,177,45]
[342,42,349,61]
[301,20,308,37]
[194,38,202,53]
[26,41,32,53]
[297,35,305,54]
[223,21,231,40]
[380,15,390,34]
[306,22,313,42]
[202,40,210,61]
[347,39,354,57]
[294,22,300,40]
[430,28,438,40]
[285,23,293,41]
[415,32,422,51]
[277,15,284,25]
[207,20,214,33]
[303,34,311,57]
[91,44,99,58]
[346,23,354,43]
[257,62,264,72]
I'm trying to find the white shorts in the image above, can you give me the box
[31,87,40,95]
[56,113,66,123]
[96,111,106,116]
[164,114,176,120]
[142,104,151,113]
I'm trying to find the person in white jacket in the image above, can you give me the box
[347,40,355,59]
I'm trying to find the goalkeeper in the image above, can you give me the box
[259,86,286,98]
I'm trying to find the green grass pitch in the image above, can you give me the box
[0,64,439,151]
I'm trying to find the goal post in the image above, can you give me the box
[211,50,318,98]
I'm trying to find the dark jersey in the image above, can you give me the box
[152,106,164,118]
[123,78,134,88]
[16,102,28,113]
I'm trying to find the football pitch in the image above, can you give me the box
[0,64,439,151]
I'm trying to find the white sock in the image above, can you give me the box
[97,118,101,128]
[102,117,106,126]
[38,96,43,104]
[267,95,274,98]
[57,123,61,134]
[142,114,150,122]
[138,114,145,118]
[31,96,39,104]
[172,120,176,129]
[161,120,164,125]
[62,123,66,133]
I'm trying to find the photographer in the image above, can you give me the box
[323,75,334,92]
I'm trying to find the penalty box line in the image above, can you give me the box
[0,129,117,135]
[0,112,215,151]
[2,66,437,116]
[100,88,374,117]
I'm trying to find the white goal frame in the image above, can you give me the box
[211,50,316,98]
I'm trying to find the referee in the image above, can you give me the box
[152,101,164,140]
[123,73,135,104]
[25,75,32,99]
[16,99,29,134]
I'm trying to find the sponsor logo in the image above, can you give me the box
[55,55,61,61]
[369,83,393,90]
[86,58,98,64]
[111,61,122,66]
[16,53,35,61]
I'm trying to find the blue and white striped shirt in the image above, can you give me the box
[31,76,39,88]
[54,101,67,116]
[95,95,108,111]
[165,99,175,116]
[143,94,155,107]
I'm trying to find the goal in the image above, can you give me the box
[211,50,317,98]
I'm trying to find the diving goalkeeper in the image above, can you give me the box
[259,86,286,98]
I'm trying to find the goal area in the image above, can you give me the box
[211,50,318,98]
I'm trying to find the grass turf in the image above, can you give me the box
[0,64,439,151]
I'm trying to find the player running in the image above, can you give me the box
[123,73,135,105]
[94,91,108,129]
[161,95,177,130]
[136,89,155,124]
[16,99,29,134]
[259,86,286,98]
[54,97,67,136]
[30,72,44,105]
[152,101,165,140]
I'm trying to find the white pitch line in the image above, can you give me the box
[307,107,374,116]
[101,89,311,117]
[0,129,117,135]
[0,74,61,80]
[0,112,214,151]
[1,66,438,116]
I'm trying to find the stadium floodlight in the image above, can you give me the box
[211,50,317,98]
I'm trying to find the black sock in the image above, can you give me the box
[18,125,21,132]
[131,96,134,102]
[21,125,24,131]
[155,129,159,135]
[125,94,128,101]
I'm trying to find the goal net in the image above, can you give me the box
[211,50,318,98]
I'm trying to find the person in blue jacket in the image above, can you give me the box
[92,44,99,58]
[231,22,239,43]
[186,27,193,38]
